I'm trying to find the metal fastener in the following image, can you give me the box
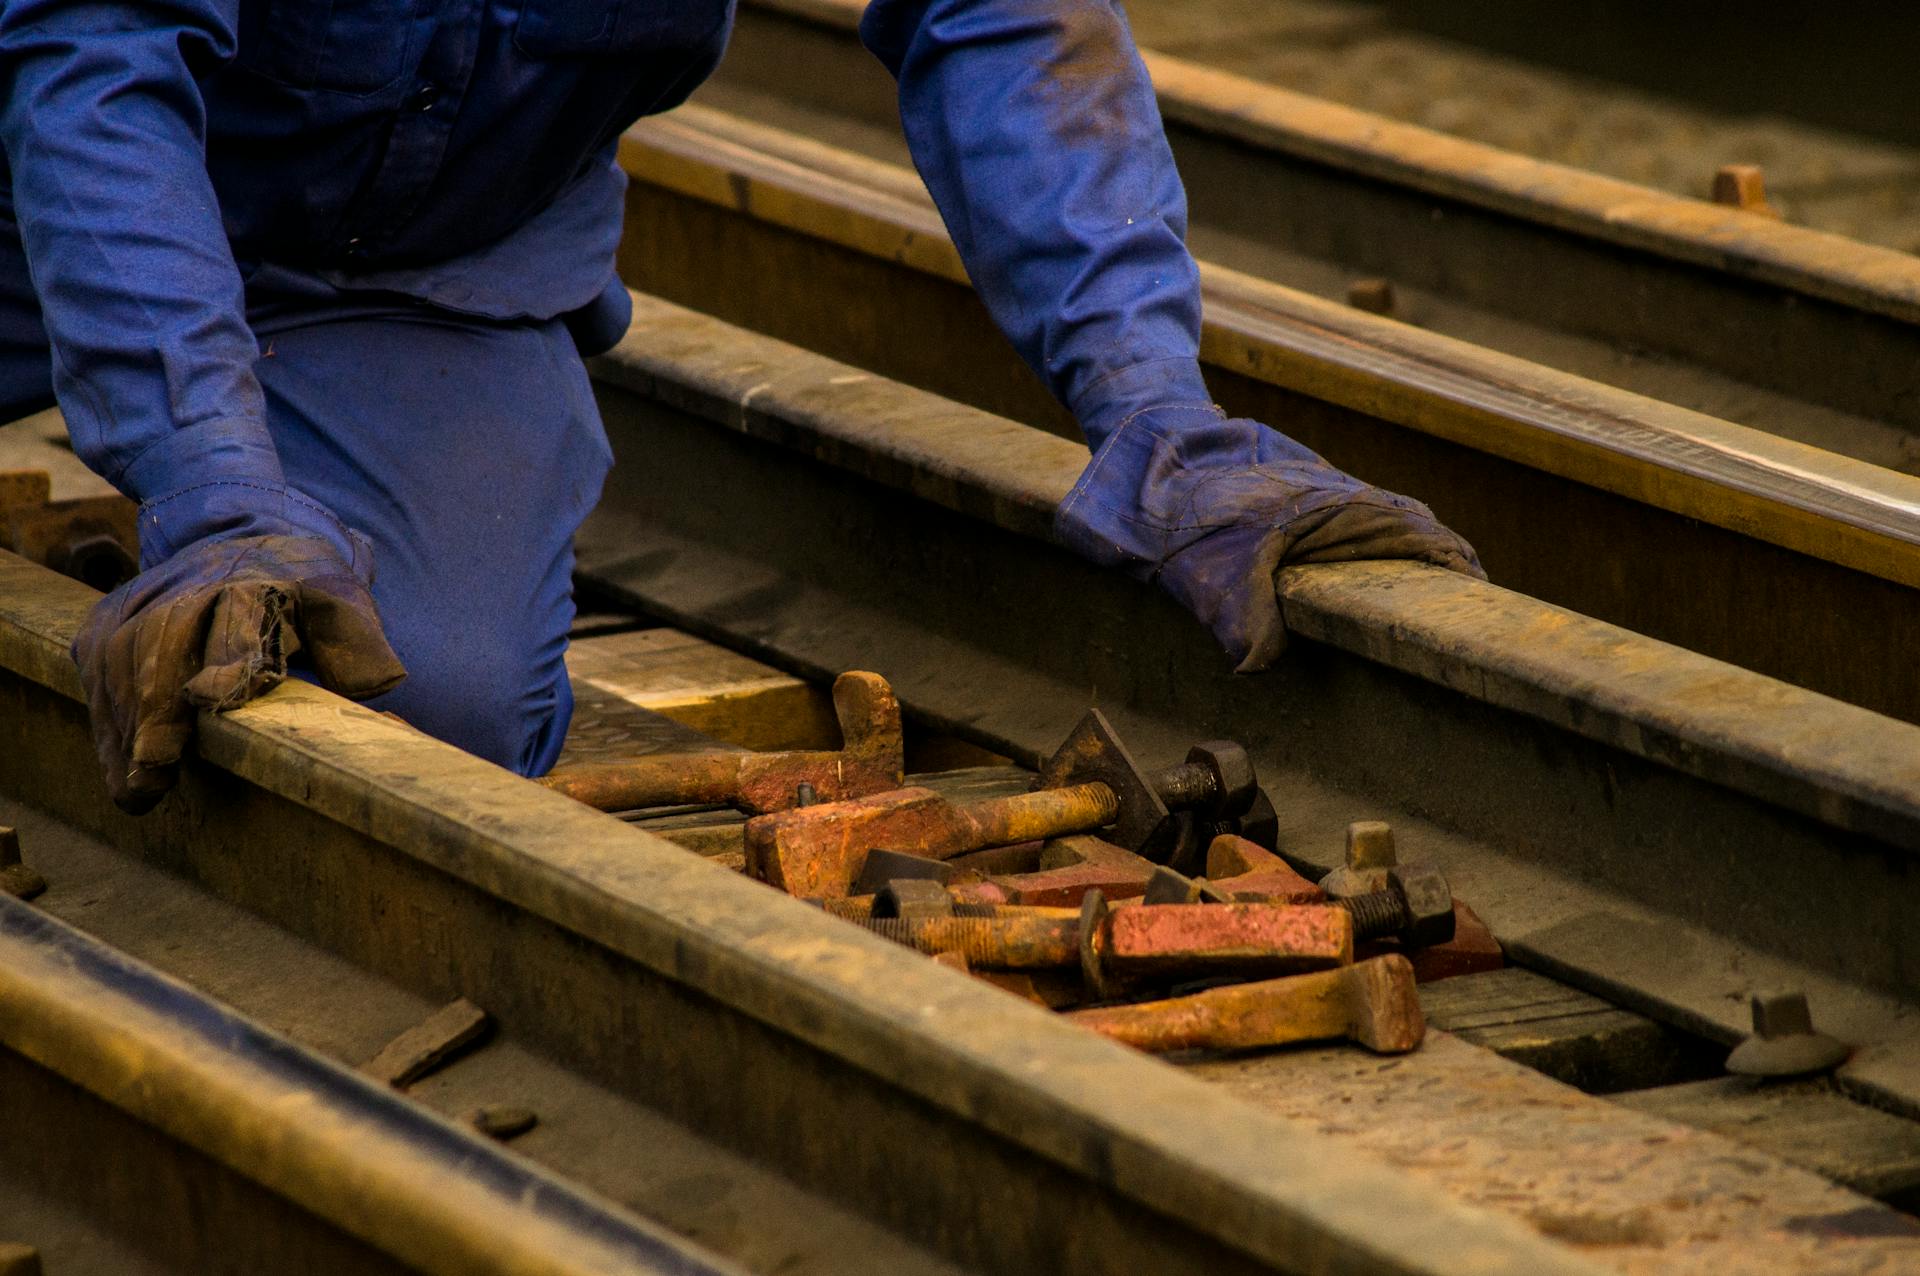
[1335,864,1455,948]
[1711,164,1780,218]
[1319,821,1396,899]
[0,828,46,902]
[1725,991,1849,1077]
[1068,955,1424,1055]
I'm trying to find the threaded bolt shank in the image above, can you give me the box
[862,915,1078,967]
[1339,890,1410,942]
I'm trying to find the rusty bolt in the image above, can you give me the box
[1337,864,1454,948]
[862,893,1351,998]
[1069,954,1424,1055]
[862,910,1083,968]
[1319,821,1396,898]
[1146,742,1256,822]
[746,783,1119,898]
[1725,990,1849,1077]
[1039,714,1276,873]
[1096,895,1352,984]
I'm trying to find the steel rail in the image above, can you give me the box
[0,893,742,1276]
[0,553,1588,1276]
[618,105,1920,727]
[574,290,1920,1119]
[710,0,1920,448]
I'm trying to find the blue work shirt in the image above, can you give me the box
[0,0,1210,549]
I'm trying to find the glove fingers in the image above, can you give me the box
[1157,525,1292,675]
[74,599,150,812]
[74,583,215,813]
[295,573,407,700]
[183,582,291,711]
[1283,499,1486,579]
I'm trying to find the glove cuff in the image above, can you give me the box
[1068,357,1216,450]
[120,417,287,503]
[136,480,373,577]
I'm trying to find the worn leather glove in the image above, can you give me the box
[71,485,405,814]
[1056,404,1484,672]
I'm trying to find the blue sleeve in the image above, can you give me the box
[861,0,1214,447]
[0,0,292,541]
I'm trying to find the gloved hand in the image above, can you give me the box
[71,485,405,814]
[1056,404,1484,673]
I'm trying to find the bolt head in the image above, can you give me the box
[1321,821,1397,898]
[1727,991,1849,1077]
[1388,864,1455,948]
[1346,821,1396,870]
[1750,990,1814,1040]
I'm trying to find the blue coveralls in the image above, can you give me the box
[0,0,1207,772]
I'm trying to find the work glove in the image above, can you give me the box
[71,484,405,814]
[1056,404,1484,673]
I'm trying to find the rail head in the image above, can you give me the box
[593,290,1920,854]
[0,892,741,1276]
[742,0,1920,327]
[624,103,1920,594]
[0,548,1594,1276]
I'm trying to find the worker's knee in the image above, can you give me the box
[368,635,573,777]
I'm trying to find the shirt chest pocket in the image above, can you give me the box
[234,0,415,94]
[513,0,732,57]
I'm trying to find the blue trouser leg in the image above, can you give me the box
[249,301,613,775]
[0,201,608,773]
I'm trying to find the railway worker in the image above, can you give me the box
[0,0,1481,813]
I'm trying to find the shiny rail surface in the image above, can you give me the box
[576,291,1920,1124]
[618,103,1920,728]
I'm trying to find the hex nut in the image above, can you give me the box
[1186,741,1256,819]
[1231,789,1280,851]
[873,878,956,922]
[1389,864,1456,948]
